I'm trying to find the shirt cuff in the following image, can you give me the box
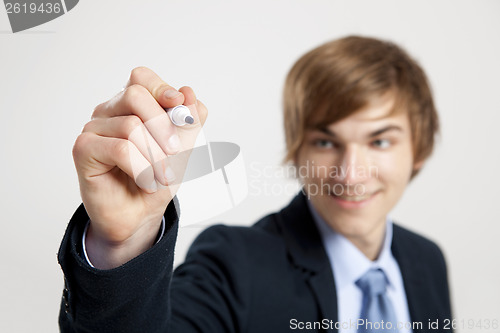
[82,216,166,268]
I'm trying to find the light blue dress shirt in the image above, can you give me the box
[307,199,413,333]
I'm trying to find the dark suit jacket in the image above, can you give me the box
[58,192,453,332]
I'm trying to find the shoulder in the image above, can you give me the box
[176,213,289,291]
[187,212,285,256]
[393,223,443,252]
[392,222,449,271]
[188,192,310,250]
[391,223,452,317]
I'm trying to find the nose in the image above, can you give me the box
[336,144,371,186]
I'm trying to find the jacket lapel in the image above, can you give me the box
[391,225,427,328]
[275,192,432,332]
[276,191,339,332]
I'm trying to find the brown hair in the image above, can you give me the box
[283,36,439,179]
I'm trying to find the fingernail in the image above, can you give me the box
[164,89,181,99]
[164,166,176,184]
[167,134,181,153]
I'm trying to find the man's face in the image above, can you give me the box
[296,96,419,245]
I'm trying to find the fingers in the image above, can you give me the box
[82,116,176,186]
[196,99,209,126]
[80,67,209,195]
[126,66,185,109]
[178,86,208,126]
[93,84,181,155]
[178,86,196,105]
[73,132,159,194]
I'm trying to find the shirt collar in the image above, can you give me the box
[306,199,396,291]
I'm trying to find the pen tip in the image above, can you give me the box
[185,115,194,124]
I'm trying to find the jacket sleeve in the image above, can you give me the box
[168,224,251,332]
[57,198,251,333]
[58,198,180,333]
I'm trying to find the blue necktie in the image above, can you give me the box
[356,268,398,332]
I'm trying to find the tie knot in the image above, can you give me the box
[356,268,388,296]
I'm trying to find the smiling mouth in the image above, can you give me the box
[329,190,379,202]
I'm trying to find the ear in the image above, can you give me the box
[413,159,425,172]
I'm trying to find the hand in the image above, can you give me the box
[72,67,208,268]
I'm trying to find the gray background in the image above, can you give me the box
[1,0,499,332]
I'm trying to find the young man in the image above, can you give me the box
[58,36,452,332]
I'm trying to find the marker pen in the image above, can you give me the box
[165,105,194,126]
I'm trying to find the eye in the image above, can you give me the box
[372,138,391,149]
[314,139,337,149]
